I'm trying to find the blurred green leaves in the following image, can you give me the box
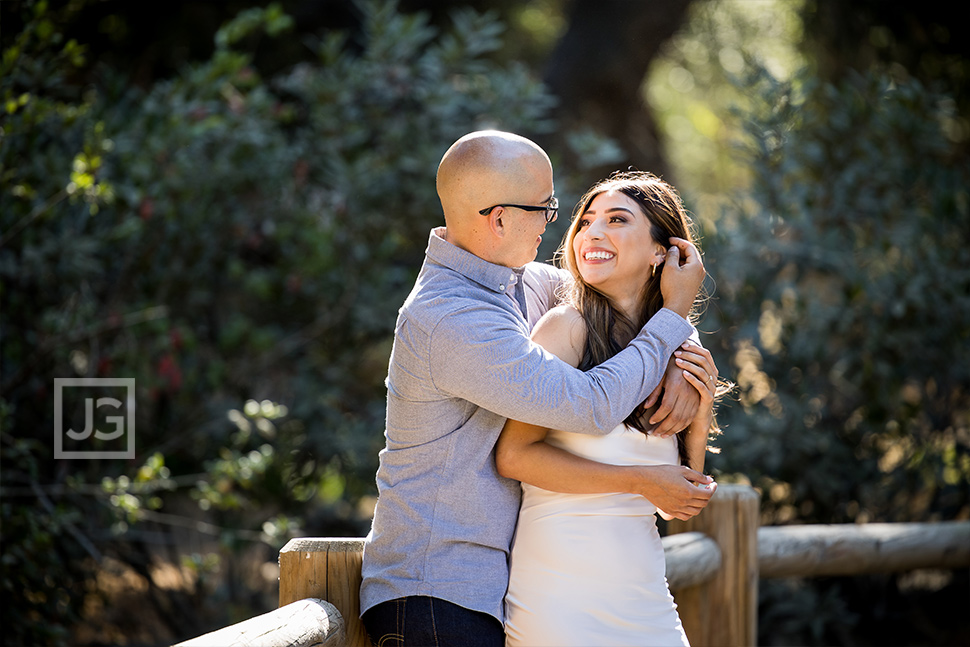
[1,0,557,642]
[687,60,970,645]
[214,3,295,50]
[706,65,970,528]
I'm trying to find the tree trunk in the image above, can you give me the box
[540,0,694,183]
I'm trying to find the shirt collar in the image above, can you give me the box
[426,227,523,295]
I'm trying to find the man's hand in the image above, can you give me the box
[660,238,705,318]
[646,355,702,437]
[632,464,716,521]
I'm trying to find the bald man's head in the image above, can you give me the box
[436,131,552,229]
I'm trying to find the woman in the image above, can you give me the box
[496,171,726,647]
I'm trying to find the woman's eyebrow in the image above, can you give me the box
[584,206,636,215]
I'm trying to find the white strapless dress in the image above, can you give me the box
[504,424,689,647]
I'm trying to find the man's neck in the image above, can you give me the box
[440,226,511,268]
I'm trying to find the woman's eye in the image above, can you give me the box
[610,216,626,223]
[578,219,590,227]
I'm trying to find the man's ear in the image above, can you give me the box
[486,207,506,238]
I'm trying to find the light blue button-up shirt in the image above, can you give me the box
[360,227,692,622]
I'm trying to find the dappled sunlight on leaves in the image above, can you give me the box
[1,1,560,643]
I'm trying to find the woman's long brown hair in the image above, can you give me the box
[558,171,715,467]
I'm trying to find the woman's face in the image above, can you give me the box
[571,190,664,303]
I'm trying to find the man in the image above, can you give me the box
[360,131,713,646]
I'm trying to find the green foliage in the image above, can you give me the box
[704,64,970,643]
[1,0,556,642]
[646,0,807,215]
[648,4,969,641]
[214,2,294,49]
[0,436,86,646]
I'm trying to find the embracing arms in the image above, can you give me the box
[430,238,706,437]
[494,306,719,521]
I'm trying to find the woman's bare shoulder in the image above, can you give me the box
[534,303,583,328]
[531,305,587,367]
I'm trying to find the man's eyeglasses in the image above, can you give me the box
[479,197,559,224]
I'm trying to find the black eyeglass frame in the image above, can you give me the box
[478,197,559,223]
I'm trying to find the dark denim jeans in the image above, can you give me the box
[362,596,505,647]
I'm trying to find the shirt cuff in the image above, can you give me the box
[647,308,694,348]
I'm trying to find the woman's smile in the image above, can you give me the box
[573,191,662,306]
[581,248,615,262]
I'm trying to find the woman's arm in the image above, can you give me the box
[495,306,638,492]
[495,307,716,519]
[495,418,671,494]
[673,342,719,473]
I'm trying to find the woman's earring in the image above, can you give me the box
[651,263,657,277]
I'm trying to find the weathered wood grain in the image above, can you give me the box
[667,483,761,647]
[174,597,344,647]
[759,520,970,578]
[279,537,369,647]
[662,530,722,590]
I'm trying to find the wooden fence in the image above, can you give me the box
[177,484,970,647]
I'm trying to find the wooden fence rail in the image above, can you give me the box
[658,531,721,590]
[757,520,970,578]
[177,484,970,647]
[173,598,344,647]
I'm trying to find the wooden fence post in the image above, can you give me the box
[279,537,369,647]
[667,483,760,647]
